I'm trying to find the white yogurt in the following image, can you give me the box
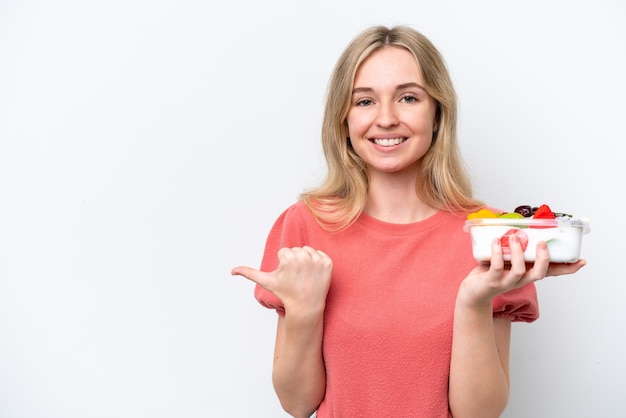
[464,218,590,263]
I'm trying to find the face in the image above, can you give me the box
[346,46,438,175]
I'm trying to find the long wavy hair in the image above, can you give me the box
[300,25,483,231]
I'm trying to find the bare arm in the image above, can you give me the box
[449,299,511,417]
[232,246,332,418]
[272,313,326,417]
[449,235,585,418]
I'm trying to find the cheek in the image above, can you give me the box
[346,114,366,138]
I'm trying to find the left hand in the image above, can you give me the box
[459,234,586,307]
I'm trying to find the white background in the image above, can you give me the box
[1,0,624,417]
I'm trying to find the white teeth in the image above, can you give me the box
[373,138,404,146]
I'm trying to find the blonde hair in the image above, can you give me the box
[300,25,483,231]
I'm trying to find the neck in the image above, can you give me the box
[364,171,436,224]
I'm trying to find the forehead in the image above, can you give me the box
[354,46,422,85]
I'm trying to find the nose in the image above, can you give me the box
[375,101,399,127]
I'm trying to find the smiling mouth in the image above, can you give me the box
[372,138,406,147]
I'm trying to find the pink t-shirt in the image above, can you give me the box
[255,201,538,417]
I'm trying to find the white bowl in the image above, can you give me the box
[464,217,590,263]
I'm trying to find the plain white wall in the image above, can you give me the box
[0,0,624,417]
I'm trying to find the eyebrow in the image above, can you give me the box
[352,82,427,95]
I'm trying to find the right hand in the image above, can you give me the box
[231,246,333,316]
[458,235,585,308]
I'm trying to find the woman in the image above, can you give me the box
[231,25,585,418]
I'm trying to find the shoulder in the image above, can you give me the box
[263,201,323,249]
[271,200,318,229]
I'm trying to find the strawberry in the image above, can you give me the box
[500,228,529,254]
[531,204,557,228]
[532,204,555,219]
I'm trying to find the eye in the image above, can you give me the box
[400,94,419,103]
[355,98,374,107]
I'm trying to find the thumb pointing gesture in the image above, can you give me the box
[231,246,333,313]
[231,266,273,289]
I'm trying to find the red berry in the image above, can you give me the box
[500,229,529,254]
[532,204,555,219]
[531,204,558,228]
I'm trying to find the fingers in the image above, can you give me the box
[546,259,587,277]
[278,246,333,272]
[467,238,586,305]
[231,246,333,293]
[506,239,584,286]
[521,241,550,281]
[285,246,330,258]
[489,236,545,288]
[303,246,333,268]
[231,265,270,287]
[489,238,505,271]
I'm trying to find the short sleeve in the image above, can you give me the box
[492,283,539,323]
[254,203,311,315]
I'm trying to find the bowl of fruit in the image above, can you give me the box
[464,204,590,263]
